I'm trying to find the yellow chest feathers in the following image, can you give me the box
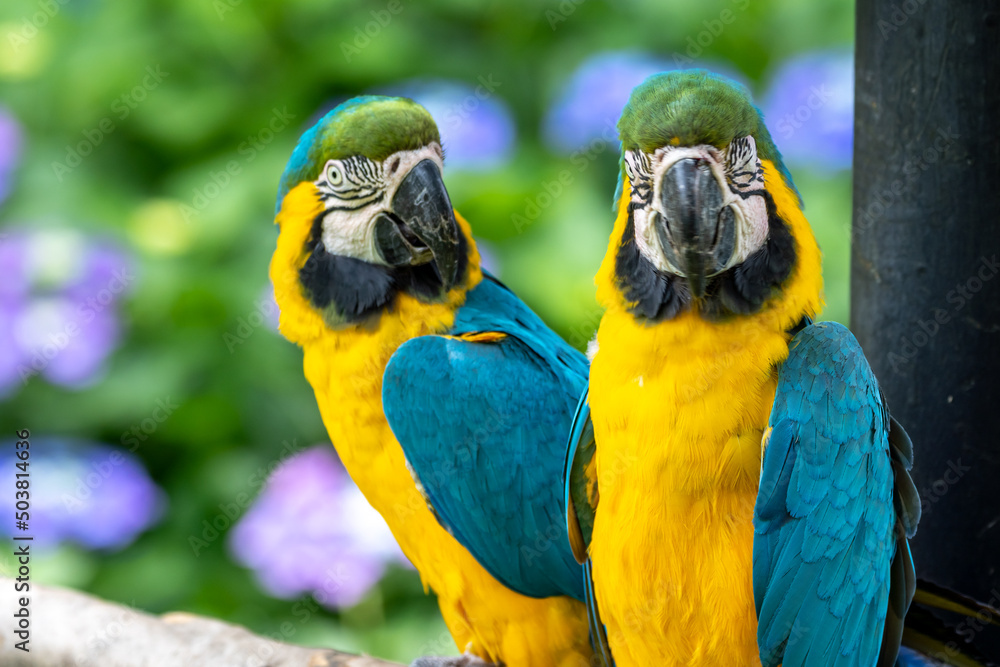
[590,309,789,497]
[300,292,462,463]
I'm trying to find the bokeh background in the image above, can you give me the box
[0,0,853,662]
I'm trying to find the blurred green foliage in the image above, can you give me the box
[0,0,852,662]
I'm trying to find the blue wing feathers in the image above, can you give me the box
[754,321,910,667]
[383,276,587,602]
[756,421,797,523]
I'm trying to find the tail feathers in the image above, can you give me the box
[899,579,1000,667]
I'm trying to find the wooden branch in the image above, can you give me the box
[0,577,403,667]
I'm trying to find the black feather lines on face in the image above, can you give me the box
[297,210,467,327]
[614,190,796,323]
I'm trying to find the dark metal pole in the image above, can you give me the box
[852,1,1000,603]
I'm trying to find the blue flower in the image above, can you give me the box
[477,239,501,277]
[0,108,21,205]
[375,79,516,170]
[761,50,854,171]
[0,229,133,396]
[0,439,165,551]
[260,283,279,331]
[543,51,748,153]
[229,445,408,609]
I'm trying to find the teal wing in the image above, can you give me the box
[754,321,920,667]
[564,389,614,667]
[382,276,587,601]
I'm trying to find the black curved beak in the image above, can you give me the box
[654,157,736,298]
[374,159,461,290]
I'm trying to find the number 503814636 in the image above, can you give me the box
[14,429,30,529]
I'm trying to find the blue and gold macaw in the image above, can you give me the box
[270,96,592,667]
[564,70,925,666]
[566,70,1000,667]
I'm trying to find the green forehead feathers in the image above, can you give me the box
[616,70,798,203]
[618,70,769,152]
[276,96,440,212]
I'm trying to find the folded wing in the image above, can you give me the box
[383,276,588,601]
[754,321,920,667]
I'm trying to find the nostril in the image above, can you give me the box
[387,157,401,175]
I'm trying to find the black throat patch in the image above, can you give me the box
[614,191,796,323]
[297,211,468,327]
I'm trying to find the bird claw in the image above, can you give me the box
[410,652,497,667]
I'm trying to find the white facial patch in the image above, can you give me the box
[314,143,445,265]
[624,136,770,276]
[723,136,769,261]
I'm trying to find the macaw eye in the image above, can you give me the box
[385,156,401,176]
[326,162,344,187]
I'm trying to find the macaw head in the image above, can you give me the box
[270,96,477,340]
[601,70,821,323]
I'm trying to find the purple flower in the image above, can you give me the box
[0,108,22,205]
[0,229,133,396]
[761,50,854,171]
[229,445,408,609]
[376,79,516,170]
[543,51,748,153]
[0,439,165,551]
